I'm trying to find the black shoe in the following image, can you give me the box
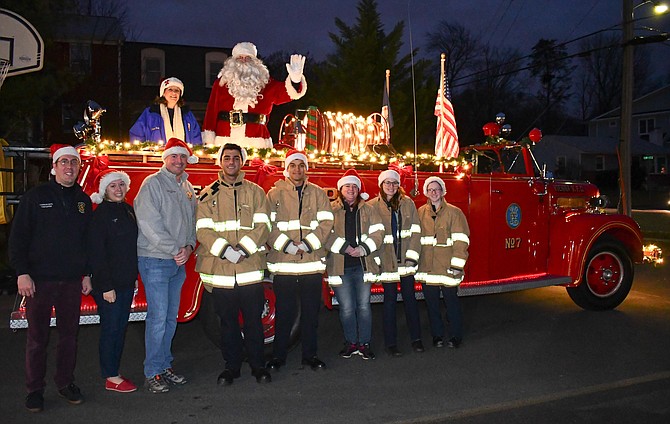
[217,369,241,386]
[358,343,376,360]
[252,368,272,383]
[446,337,462,349]
[339,342,359,358]
[266,358,285,371]
[25,390,44,413]
[301,356,327,370]
[58,383,84,405]
[385,346,403,357]
[411,340,425,353]
[433,337,444,348]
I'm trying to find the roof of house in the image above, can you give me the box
[541,135,670,155]
[592,85,670,120]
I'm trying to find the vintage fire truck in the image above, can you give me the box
[5,107,661,350]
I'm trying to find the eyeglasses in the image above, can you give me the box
[426,188,443,194]
[56,158,80,167]
[382,181,399,186]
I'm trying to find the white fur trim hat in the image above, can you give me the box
[283,149,308,178]
[216,144,247,167]
[232,42,257,58]
[423,176,446,196]
[90,169,130,204]
[50,144,80,175]
[337,169,369,200]
[159,77,184,98]
[162,137,199,164]
[377,169,400,187]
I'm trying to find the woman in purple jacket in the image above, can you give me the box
[129,77,202,145]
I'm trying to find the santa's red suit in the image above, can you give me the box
[202,76,306,149]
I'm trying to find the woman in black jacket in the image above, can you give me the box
[87,169,138,393]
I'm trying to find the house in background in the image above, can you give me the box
[588,85,670,174]
[120,41,230,141]
[532,84,670,189]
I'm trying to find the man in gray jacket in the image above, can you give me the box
[134,138,198,394]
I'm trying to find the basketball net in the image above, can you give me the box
[0,59,9,90]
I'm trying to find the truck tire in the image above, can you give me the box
[199,279,301,356]
[566,238,634,310]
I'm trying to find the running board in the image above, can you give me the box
[457,275,572,297]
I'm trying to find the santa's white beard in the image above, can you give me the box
[219,57,270,109]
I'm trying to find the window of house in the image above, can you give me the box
[595,155,605,171]
[69,43,91,75]
[205,52,227,87]
[141,48,165,86]
[639,118,655,137]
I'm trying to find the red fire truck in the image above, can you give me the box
[7,135,659,349]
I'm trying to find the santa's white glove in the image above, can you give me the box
[297,242,308,252]
[286,54,305,83]
[223,247,243,264]
[350,246,366,257]
[285,242,300,255]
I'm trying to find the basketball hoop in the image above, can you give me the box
[0,59,9,90]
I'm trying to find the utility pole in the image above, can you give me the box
[619,0,634,216]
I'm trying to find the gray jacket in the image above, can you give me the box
[135,166,197,259]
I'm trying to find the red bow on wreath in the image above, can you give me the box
[249,157,278,186]
[389,163,413,180]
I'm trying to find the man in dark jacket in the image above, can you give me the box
[9,144,93,413]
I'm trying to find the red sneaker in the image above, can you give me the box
[106,377,137,393]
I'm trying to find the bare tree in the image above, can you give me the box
[425,21,483,88]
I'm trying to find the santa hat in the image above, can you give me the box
[232,42,257,58]
[283,149,308,178]
[423,176,446,196]
[162,137,199,164]
[50,144,80,175]
[377,169,400,187]
[216,144,247,166]
[337,169,369,200]
[159,77,184,98]
[90,169,130,204]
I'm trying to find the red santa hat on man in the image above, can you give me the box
[423,176,447,196]
[162,137,199,164]
[90,169,131,204]
[283,149,308,178]
[159,77,184,98]
[232,42,257,58]
[337,169,369,200]
[50,143,80,175]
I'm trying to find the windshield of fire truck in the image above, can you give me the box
[467,146,529,176]
[500,147,528,175]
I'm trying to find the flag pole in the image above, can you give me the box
[385,69,391,143]
[439,53,445,173]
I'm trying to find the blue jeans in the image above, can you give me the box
[138,256,185,378]
[93,287,134,378]
[422,284,463,340]
[332,266,372,345]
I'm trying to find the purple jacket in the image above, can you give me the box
[129,104,202,145]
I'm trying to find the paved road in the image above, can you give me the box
[1,241,668,423]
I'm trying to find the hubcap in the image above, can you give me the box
[586,251,623,297]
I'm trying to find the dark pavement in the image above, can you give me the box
[1,238,669,423]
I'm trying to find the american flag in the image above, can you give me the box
[434,74,459,158]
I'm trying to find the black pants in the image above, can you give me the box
[382,275,422,347]
[212,284,265,372]
[272,273,323,361]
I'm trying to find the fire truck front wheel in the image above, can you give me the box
[566,238,634,311]
[199,280,301,356]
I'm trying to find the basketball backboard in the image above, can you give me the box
[0,8,44,77]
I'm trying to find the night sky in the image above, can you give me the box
[125,0,669,69]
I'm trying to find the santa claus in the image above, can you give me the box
[202,42,307,149]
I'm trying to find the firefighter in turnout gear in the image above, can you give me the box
[195,143,272,385]
[416,176,470,349]
[265,150,334,372]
